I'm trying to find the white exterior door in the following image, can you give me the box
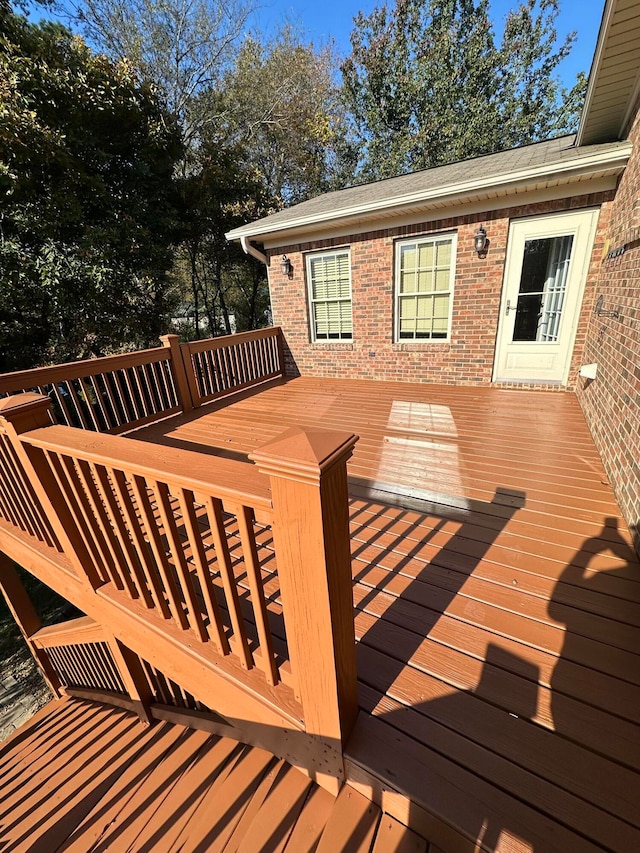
[493,209,599,383]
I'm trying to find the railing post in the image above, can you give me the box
[251,426,359,792]
[160,333,194,412]
[104,634,154,725]
[0,553,63,698]
[0,393,102,587]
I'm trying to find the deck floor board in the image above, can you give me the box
[134,376,640,851]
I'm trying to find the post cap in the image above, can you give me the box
[250,426,358,485]
[0,393,52,431]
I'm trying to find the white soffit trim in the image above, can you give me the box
[227,144,631,246]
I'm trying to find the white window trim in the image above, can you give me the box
[394,232,457,343]
[306,248,353,343]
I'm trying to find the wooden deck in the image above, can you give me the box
[0,695,431,852]
[134,376,640,852]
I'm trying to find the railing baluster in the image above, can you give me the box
[113,369,135,425]
[234,504,279,686]
[67,379,91,430]
[152,480,207,641]
[206,496,252,669]
[82,641,110,690]
[79,377,101,432]
[87,375,110,431]
[91,464,143,600]
[51,382,75,428]
[122,367,143,423]
[55,454,112,585]
[102,373,122,428]
[177,488,229,654]
[0,439,41,539]
[130,365,149,420]
[108,468,161,610]
[129,475,187,627]
[43,451,106,587]
[73,460,125,591]
[95,641,126,692]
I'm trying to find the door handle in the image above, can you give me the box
[506,299,511,315]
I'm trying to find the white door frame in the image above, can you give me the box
[492,208,599,385]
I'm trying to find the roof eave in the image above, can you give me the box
[226,144,631,246]
[575,0,615,147]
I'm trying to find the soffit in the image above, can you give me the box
[577,0,640,145]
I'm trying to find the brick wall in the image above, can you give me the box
[267,192,613,389]
[576,98,640,553]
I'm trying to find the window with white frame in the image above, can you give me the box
[395,234,456,341]
[306,250,353,341]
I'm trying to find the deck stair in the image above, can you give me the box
[0,695,433,852]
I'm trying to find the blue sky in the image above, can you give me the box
[35,0,605,88]
[252,0,604,87]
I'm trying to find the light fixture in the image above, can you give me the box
[474,225,488,256]
[594,294,621,319]
[280,255,293,276]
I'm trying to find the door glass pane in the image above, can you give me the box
[513,235,574,342]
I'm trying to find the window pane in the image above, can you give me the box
[434,268,450,291]
[433,294,449,318]
[435,240,451,267]
[400,270,417,293]
[396,235,455,340]
[310,253,350,300]
[416,295,434,319]
[309,250,352,340]
[417,270,433,292]
[418,243,434,269]
[400,244,417,271]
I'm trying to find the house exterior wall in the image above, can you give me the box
[267,191,613,389]
[576,96,640,554]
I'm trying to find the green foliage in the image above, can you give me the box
[341,0,587,180]
[173,136,271,335]
[0,9,183,370]
[218,27,351,205]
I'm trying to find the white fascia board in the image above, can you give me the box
[576,0,617,147]
[261,175,620,249]
[225,144,631,245]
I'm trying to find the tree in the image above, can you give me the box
[218,27,352,206]
[173,138,270,336]
[0,7,183,370]
[341,0,587,180]
[61,0,253,146]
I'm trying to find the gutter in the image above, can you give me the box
[226,143,631,245]
[240,235,267,265]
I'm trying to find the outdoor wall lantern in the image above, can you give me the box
[280,255,293,276]
[474,225,488,256]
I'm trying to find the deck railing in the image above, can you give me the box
[0,343,185,433]
[181,327,284,406]
[32,619,127,695]
[0,328,285,432]
[21,610,214,719]
[0,391,358,788]
[21,423,287,693]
